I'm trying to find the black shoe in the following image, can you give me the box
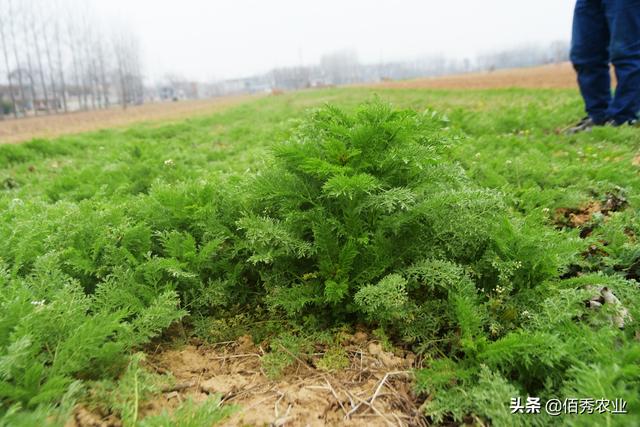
[564,117,600,135]
[605,118,639,127]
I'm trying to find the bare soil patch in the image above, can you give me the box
[368,62,578,90]
[554,190,628,233]
[69,334,427,427]
[0,95,259,144]
[147,335,425,427]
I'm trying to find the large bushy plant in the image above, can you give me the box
[236,102,570,336]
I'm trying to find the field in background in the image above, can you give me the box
[0,95,258,144]
[0,63,580,145]
[369,62,577,89]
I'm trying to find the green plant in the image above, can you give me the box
[91,353,166,427]
[316,347,350,372]
[1,86,639,426]
[139,396,236,427]
[261,333,314,379]
[0,256,184,419]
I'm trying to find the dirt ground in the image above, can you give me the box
[148,334,426,427]
[367,62,578,90]
[69,334,428,427]
[0,95,258,144]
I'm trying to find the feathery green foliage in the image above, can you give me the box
[139,396,236,427]
[237,103,571,338]
[0,88,639,425]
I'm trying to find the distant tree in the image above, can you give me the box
[7,0,27,114]
[52,0,68,112]
[549,40,570,63]
[320,50,360,85]
[97,41,109,108]
[27,0,50,113]
[113,28,143,109]
[19,1,39,114]
[40,4,59,113]
[0,0,18,117]
[0,0,142,117]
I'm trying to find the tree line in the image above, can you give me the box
[224,41,571,94]
[0,0,143,119]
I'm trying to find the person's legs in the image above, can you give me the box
[605,0,640,124]
[571,0,612,124]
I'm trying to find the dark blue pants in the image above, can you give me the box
[570,0,640,124]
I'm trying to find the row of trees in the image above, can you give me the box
[476,40,570,71]
[0,0,143,119]
[229,41,571,94]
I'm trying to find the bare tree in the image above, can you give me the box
[95,36,111,108]
[113,35,130,110]
[65,6,84,111]
[53,2,68,112]
[8,0,26,115]
[320,50,360,85]
[20,1,39,115]
[0,0,18,118]
[27,1,50,113]
[113,28,143,109]
[42,6,60,113]
[0,0,143,117]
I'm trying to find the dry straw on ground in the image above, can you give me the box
[68,334,428,427]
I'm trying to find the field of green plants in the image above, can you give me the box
[1,87,639,426]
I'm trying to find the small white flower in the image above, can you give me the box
[164,159,175,166]
[31,300,46,307]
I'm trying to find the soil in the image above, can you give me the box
[555,201,605,229]
[555,191,630,280]
[69,334,428,427]
[554,190,628,235]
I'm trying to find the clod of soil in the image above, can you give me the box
[554,191,628,236]
[68,406,121,427]
[555,201,603,229]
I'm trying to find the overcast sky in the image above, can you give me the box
[91,0,576,82]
